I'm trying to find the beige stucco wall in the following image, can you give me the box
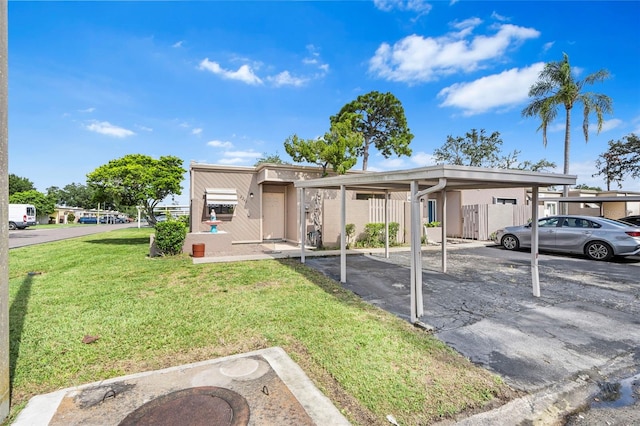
[460,187,526,205]
[190,165,262,243]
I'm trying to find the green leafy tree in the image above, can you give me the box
[86,154,186,225]
[522,53,612,201]
[331,91,413,170]
[9,190,55,217]
[254,152,289,166]
[433,129,556,171]
[574,183,602,191]
[9,173,35,195]
[47,183,96,208]
[284,115,362,176]
[593,133,640,190]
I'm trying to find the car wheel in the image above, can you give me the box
[8,222,17,230]
[585,241,613,261]
[501,234,520,250]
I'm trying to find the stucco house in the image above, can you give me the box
[185,162,538,255]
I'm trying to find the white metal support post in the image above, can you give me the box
[300,188,305,264]
[441,188,447,273]
[531,186,540,297]
[409,181,419,323]
[340,185,346,283]
[384,190,389,258]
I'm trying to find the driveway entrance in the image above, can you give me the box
[305,246,640,393]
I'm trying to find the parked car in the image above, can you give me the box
[100,215,118,224]
[619,215,640,227]
[78,217,97,224]
[495,215,640,261]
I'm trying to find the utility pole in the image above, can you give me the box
[0,1,10,421]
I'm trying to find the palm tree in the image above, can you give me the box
[522,53,612,209]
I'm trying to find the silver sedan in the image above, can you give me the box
[495,215,640,261]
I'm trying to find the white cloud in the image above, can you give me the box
[369,23,540,83]
[192,128,203,135]
[207,140,233,148]
[267,71,308,87]
[590,118,621,133]
[303,44,330,74]
[85,120,135,138]
[172,40,184,48]
[542,41,554,53]
[438,62,544,115]
[78,107,95,113]
[490,11,509,22]
[373,0,432,15]
[136,124,153,132]
[216,150,262,165]
[198,58,263,85]
[409,151,436,166]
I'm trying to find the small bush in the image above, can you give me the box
[177,215,190,227]
[67,213,76,223]
[357,222,400,248]
[345,223,355,248]
[154,221,187,256]
[426,221,441,227]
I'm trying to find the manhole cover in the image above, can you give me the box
[119,386,250,426]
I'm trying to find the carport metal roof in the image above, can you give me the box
[295,164,577,324]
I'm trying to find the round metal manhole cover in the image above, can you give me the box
[119,386,250,426]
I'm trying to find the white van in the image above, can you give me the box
[8,204,37,230]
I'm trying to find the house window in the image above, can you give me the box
[427,200,437,223]
[495,198,517,205]
[205,188,239,217]
[544,201,558,216]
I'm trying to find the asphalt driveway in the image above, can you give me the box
[8,223,134,249]
[305,245,640,394]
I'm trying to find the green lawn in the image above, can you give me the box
[7,228,513,425]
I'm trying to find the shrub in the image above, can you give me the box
[67,213,76,223]
[345,223,355,248]
[177,215,190,227]
[154,221,187,256]
[426,221,440,227]
[358,222,400,248]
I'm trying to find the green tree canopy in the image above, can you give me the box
[254,152,289,166]
[522,53,612,200]
[593,133,640,190]
[433,129,556,172]
[284,115,362,176]
[9,173,35,195]
[574,183,603,191]
[9,190,55,217]
[47,182,97,209]
[330,91,413,170]
[86,154,186,224]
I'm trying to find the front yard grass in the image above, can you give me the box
[7,228,514,425]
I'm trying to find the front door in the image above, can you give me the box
[263,192,285,240]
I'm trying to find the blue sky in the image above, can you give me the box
[9,1,640,205]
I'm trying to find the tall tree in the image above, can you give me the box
[433,129,556,171]
[8,173,34,195]
[522,53,612,203]
[254,152,289,166]
[284,116,362,176]
[9,190,55,217]
[593,133,639,190]
[330,91,413,170]
[47,183,96,208]
[86,154,186,225]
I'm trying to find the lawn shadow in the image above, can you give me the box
[9,273,35,395]
[85,237,151,246]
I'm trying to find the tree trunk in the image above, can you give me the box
[562,107,571,214]
[362,143,369,171]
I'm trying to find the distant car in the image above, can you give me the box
[619,215,640,227]
[495,215,640,261]
[100,215,118,224]
[78,217,97,224]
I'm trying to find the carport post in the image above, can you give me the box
[409,181,421,322]
[299,188,305,264]
[531,186,540,297]
[340,185,346,283]
[384,190,389,259]
[441,188,447,273]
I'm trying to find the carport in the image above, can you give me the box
[294,165,576,323]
